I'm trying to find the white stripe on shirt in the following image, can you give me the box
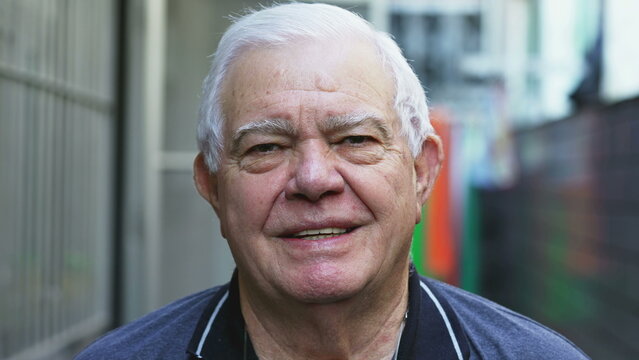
[420,281,463,360]
[195,290,229,356]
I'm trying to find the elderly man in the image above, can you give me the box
[77,3,588,360]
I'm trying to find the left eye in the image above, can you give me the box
[248,143,281,154]
[342,135,373,145]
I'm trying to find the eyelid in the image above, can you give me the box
[343,135,373,142]
[246,142,282,154]
[336,132,379,144]
[235,133,288,156]
[345,123,386,140]
[230,119,296,156]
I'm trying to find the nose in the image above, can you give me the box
[285,141,345,202]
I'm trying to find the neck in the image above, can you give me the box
[239,267,409,360]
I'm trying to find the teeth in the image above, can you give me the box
[292,227,348,239]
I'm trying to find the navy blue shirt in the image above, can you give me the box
[76,268,589,359]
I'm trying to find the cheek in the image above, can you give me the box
[346,164,415,219]
[335,145,385,165]
[385,173,417,219]
[219,174,282,234]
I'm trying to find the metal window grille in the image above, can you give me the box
[0,1,116,358]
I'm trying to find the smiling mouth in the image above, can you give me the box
[288,227,355,240]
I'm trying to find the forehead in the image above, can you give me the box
[221,38,397,133]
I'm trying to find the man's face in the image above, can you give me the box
[196,38,439,303]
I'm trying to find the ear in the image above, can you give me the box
[413,135,444,222]
[193,152,221,212]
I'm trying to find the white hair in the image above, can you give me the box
[197,2,434,172]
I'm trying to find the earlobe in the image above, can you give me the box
[414,134,443,207]
[193,152,220,210]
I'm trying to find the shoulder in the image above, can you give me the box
[75,285,225,360]
[423,277,590,360]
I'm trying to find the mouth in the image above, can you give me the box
[286,227,356,240]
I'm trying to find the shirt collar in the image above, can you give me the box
[187,267,469,359]
[398,266,471,359]
[186,270,257,359]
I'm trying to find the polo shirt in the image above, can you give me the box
[75,268,589,359]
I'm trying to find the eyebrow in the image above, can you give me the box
[230,118,296,155]
[320,113,391,142]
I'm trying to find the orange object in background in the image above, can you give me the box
[424,110,458,285]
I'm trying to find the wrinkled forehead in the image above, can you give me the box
[220,37,397,128]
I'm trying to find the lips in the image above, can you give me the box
[276,221,359,240]
[290,227,350,240]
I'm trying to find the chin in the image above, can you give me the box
[281,264,369,304]
[292,284,361,304]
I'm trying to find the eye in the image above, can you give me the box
[342,135,374,145]
[247,143,281,154]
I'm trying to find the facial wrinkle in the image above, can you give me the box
[320,113,391,143]
[230,118,297,156]
[314,72,338,92]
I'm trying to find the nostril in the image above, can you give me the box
[292,189,338,202]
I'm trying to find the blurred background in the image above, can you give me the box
[0,0,637,359]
